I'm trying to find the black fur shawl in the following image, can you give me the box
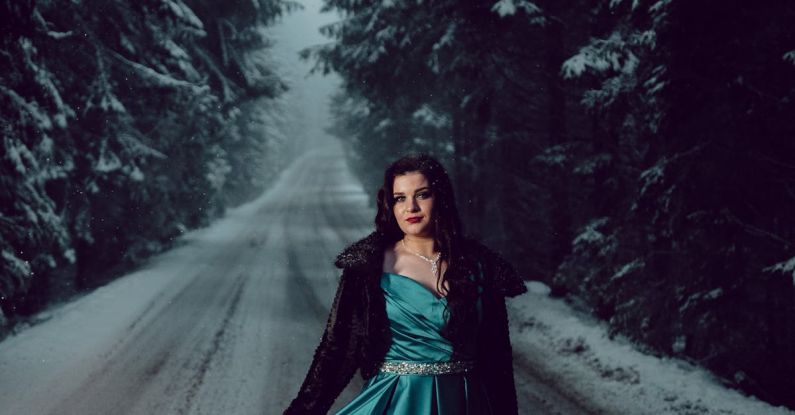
[284,231,527,414]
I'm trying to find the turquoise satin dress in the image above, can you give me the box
[335,272,492,415]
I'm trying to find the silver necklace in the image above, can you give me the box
[401,239,441,277]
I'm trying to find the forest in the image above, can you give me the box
[2,0,795,410]
[307,0,795,409]
[1,0,299,321]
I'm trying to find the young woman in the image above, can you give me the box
[284,154,527,414]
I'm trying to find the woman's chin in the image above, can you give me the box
[401,225,432,238]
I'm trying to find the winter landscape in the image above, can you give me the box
[2,0,794,414]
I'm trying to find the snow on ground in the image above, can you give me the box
[509,281,794,415]
[2,155,791,414]
[0,175,286,414]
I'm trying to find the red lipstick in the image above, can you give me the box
[406,217,422,223]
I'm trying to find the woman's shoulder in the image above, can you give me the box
[459,235,493,255]
[333,231,385,270]
[459,235,505,262]
[460,236,527,298]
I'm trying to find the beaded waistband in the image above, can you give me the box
[379,360,476,376]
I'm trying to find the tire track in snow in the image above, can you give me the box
[513,348,601,415]
[43,222,263,415]
[177,271,248,415]
[285,240,327,323]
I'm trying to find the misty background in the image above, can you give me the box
[1,0,795,413]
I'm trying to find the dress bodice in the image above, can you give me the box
[380,272,478,362]
[333,273,492,414]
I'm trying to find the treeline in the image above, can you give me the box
[0,0,298,328]
[309,0,795,408]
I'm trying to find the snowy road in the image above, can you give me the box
[0,142,589,415]
[0,143,370,414]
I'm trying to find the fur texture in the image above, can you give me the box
[284,231,527,414]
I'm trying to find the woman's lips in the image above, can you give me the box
[406,217,422,223]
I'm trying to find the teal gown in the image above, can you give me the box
[335,272,492,415]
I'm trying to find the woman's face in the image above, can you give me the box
[392,171,435,238]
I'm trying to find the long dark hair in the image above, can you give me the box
[375,154,477,344]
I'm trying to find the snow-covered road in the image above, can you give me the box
[0,143,583,415]
[2,143,792,415]
[0,143,368,414]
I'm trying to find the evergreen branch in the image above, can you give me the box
[723,210,793,247]
[106,50,209,94]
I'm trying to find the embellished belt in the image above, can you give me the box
[379,360,476,376]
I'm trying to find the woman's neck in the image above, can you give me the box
[401,235,437,258]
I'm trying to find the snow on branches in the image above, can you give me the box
[764,257,795,285]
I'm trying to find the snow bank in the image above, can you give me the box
[509,281,794,415]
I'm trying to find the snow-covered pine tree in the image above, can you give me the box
[558,0,795,407]
[1,0,294,326]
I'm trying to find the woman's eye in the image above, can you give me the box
[417,192,430,199]
[394,196,405,202]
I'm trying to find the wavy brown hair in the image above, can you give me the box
[375,154,478,345]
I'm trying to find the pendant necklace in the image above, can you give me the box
[401,239,441,277]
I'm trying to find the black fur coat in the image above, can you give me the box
[284,231,527,414]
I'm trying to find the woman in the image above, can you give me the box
[284,154,527,414]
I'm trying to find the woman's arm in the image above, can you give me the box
[479,292,520,415]
[475,241,526,414]
[284,269,361,415]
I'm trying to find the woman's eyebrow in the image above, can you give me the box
[393,186,430,196]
